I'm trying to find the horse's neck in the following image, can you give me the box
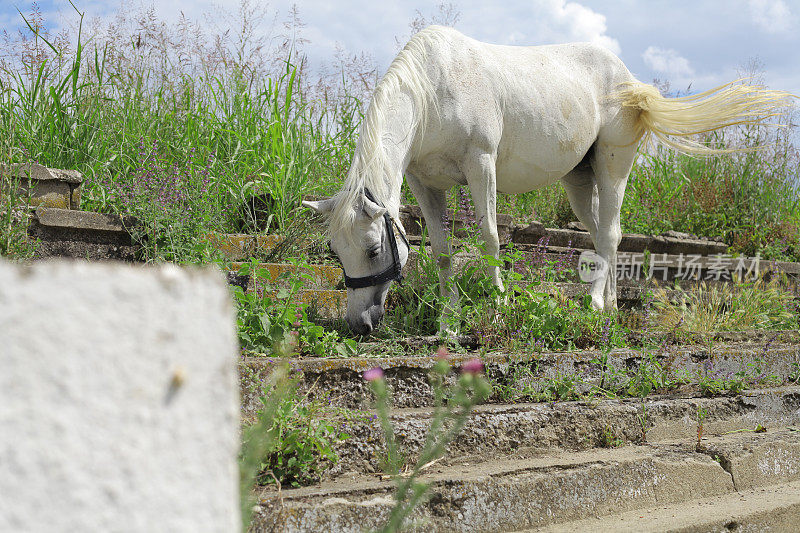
[370,89,418,217]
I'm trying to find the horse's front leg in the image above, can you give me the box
[406,173,459,336]
[462,149,504,292]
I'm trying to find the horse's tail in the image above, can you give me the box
[613,80,795,154]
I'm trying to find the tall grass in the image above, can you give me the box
[2,2,798,262]
[624,127,800,260]
[0,3,362,261]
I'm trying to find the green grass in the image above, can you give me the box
[648,278,800,334]
[3,5,799,263]
[0,7,359,262]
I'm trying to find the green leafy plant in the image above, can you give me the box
[239,365,292,530]
[367,351,491,532]
[234,258,357,357]
[0,151,37,259]
[648,279,800,334]
[599,425,624,448]
[383,228,446,336]
[251,381,350,488]
[537,372,582,402]
[695,406,707,449]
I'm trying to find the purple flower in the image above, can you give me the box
[600,317,611,347]
[435,346,450,360]
[363,367,384,382]
[462,358,484,375]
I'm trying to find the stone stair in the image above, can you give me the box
[244,344,800,532]
[241,333,800,531]
[206,197,799,319]
[252,430,800,532]
[528,481,800,532]
[27,203,800,319]
[239,335,800,412]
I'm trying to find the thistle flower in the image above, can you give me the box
[462,358,484,375]
[363,367,384,381]
[435,346,450,360]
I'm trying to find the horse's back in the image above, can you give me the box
[413,27,635,192]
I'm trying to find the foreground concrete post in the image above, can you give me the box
[0,260,240,532]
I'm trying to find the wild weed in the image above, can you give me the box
[234,258,357,357]
[0,146,37,259]
[251,382,350,488]
[648,279,799,333]
[367,351,491,532]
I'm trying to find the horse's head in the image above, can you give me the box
[303,192,409,335]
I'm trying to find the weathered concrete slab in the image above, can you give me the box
[207,233,296,261]
[1,163,83,209]
[229,285,346,321]
[28,207,140,261]
[240,340,800,413]
[698,430,800,491]
[0,260,240,532]
[537,479,800,533]
[312,388,800,480]
[513,223,728,256]
[251,443,735,532]
[252,428,800,532]
[510,246,800,280]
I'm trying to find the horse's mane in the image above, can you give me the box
[328,26,445,241]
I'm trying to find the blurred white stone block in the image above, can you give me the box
[0,260,240,532]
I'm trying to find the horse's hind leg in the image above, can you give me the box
[561,168,603,309]
[405,172,460,335]
[562,168,599,237]
[591,140,637,311]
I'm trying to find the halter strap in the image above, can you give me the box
[343,188,409,289]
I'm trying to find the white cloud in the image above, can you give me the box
[748,0,793,33]
[483,0,620,54]
[642,46,694,78]
[542,0,620,54]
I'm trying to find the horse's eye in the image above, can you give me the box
[367,247,380,258]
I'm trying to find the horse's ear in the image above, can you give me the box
[302,197,336,215]
[362,196,387,221]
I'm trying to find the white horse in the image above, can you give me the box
[304,26,789,335]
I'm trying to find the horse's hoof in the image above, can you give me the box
[437,324,459,341]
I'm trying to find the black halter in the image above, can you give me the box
[343,188,410,289]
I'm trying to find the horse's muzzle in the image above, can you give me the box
[347,305,385,336]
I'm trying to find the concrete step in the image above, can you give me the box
[400,206,729,256]
[314,387,800,481]
[3,163,83,209]
[512,223,729,256]
[525,479,800,532]
[239,337,800,413]
[249,429,800,532]
[250,289,345,320]
[28,207,140,261]
[405,244,800,287]
[508,245,800,283]
[240,332,800,417]
[205,233,326,262]
[223,262,346,319]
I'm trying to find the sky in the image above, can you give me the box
[3,0,799,100]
